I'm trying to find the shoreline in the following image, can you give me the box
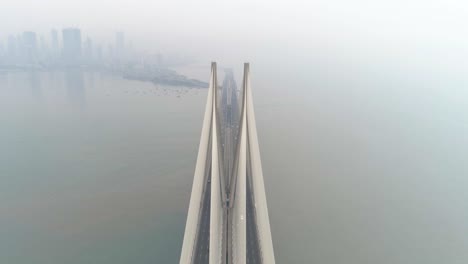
[0,65,209,88]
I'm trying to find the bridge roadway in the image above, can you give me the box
[220,70,239,189]
[192,70,261,264]
[246,167,261,264]
[192,165,211,263]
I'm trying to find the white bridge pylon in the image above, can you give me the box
[179,63,275,264]
[243,63,275,264]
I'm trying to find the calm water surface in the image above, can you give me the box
[0,60,467,264]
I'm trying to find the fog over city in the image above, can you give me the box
[2,0,467,65]
[1,1,468,264]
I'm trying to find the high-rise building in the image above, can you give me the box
[16,34,23,57]
[51,29,59,56]
[39,35,47,55]
[83,37,93,61]
[7,35,17,58]
[96,45,103,61]
[107,44,114,59]
[116,31,125,59]
[0,41,4,58]
[62,28,82,64]
[22,31,37,63]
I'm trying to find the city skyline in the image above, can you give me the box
[1,28,133,65]
[0,27,200,70]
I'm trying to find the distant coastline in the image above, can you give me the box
[121,67,208,88]
[0,65,209,88]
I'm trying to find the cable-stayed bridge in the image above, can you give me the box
[180,63,275,264]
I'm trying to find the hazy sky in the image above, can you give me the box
[3,0,467,38]
[2,0,467,65]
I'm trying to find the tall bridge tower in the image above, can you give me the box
[180,63,275,264]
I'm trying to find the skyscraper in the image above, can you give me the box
[22,31,37,63]
[96,45,103,61]
[39,35,47,56]
[7,35,17,58]
[62,28,82,64]
[51,29,59,56]
[115,31,125,59]
[83,37,93,61]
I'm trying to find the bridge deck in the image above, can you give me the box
[193,171,211,263]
